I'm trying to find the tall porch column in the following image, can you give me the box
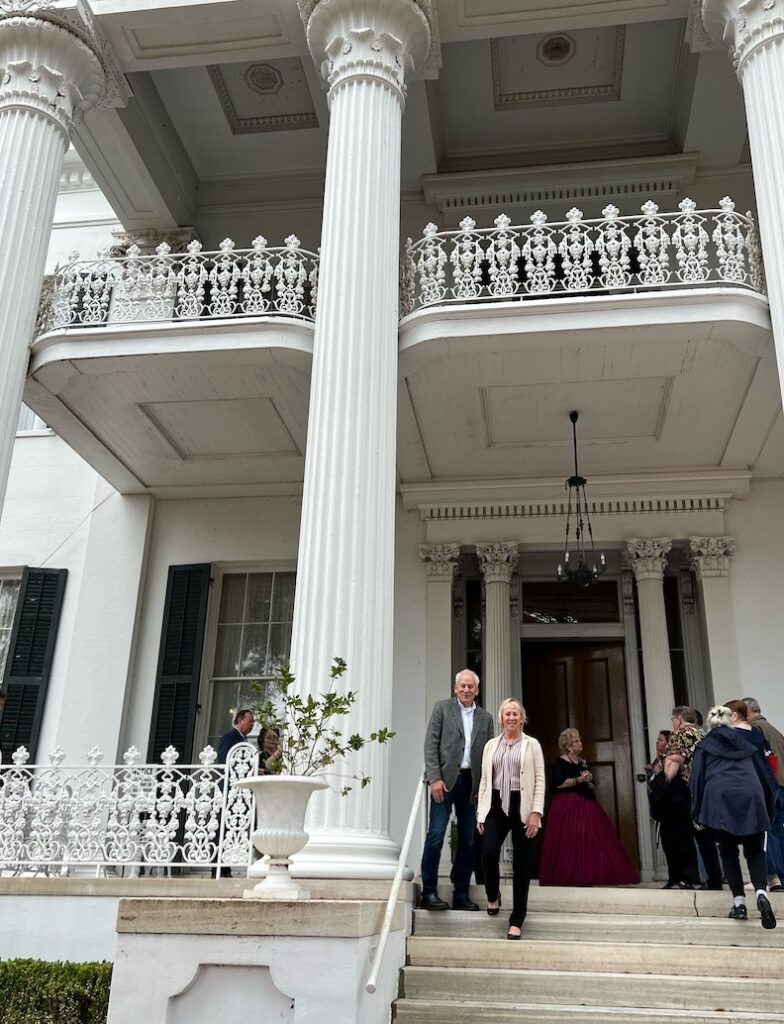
[477,542,518,721]
[0,8,107,511]
[689,536,740,704]
[418,544,460,717]
[626,539,676,740]
[704,0,784,408]
[289,0,431,879]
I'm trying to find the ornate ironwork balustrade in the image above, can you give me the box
[36,236,319,336]
[400,198,766,316]
[0,741,258,876]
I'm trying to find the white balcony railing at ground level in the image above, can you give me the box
[400,198,765,316]
[0,742,258,876]
[36,236,319,337]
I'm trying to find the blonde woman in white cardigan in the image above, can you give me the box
[477,698,545,939]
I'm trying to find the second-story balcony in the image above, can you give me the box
[26,199,773,497]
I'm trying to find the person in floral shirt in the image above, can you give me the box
[657,706,702,888]
[664,708,702,785]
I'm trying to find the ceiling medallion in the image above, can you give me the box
[245,64,283,95]
[537,33,575,66]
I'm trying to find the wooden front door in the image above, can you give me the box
[522,641,639,869]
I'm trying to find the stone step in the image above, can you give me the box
[412,909,783,946]
[453,885,784,919]
[400,967,784,1015]
[393,999,784,1024]
[406,935,784,978]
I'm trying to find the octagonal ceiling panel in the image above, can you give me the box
[207,57,318,134]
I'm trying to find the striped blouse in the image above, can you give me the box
[492,736,522,815]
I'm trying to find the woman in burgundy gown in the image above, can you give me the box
[539,728,639,886]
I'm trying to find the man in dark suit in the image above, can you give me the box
[421,669,495,910]
[217,707,255,764]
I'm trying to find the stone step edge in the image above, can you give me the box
[407,935,782,956]
[402,965,784,985]
[392,998,784,1021]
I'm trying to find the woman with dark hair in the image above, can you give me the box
[690,705,778,928]
[539,728,638,886]
[257,728,282,774]
[645,729,671,787]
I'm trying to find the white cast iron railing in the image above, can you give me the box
[36,235,319,335]
[400,198,765,316]
[0,741,258,875]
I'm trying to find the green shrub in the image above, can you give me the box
[0,959,112,1024]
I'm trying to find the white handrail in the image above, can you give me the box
[365,772,428,994]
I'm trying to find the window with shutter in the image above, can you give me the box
[0,567,67,762]
[147,563,211,762]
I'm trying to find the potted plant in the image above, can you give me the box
[240,657,394,899]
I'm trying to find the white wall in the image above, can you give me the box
[726,479,784,725]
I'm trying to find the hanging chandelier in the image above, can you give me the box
[557,411,606,587]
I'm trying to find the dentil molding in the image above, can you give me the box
[625,538,673,581]
[476,542,519,585]
[689,535,736,579]
[418,542,461,582]
[298,0,434,102]
[703,0,784,73]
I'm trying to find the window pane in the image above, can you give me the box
[218,574,246,624]
[208,680,241,749]
[246,574,273,624]
[240,623,268,677]
[270,572,295,623]
[0,579,20,631]
[214,624,242,677]
[266,623,291,676]
[522,581,620,624]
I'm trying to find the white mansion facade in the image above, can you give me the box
[2,0,784,887]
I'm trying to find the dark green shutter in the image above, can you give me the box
[0,567,67,762]
[147,563,211,762]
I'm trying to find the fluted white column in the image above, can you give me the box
[704,0,784,409]
[689,536,740,704]
[419,544,460,717]
[476,543,518,722]
[626,539,676,740]
[0,11,105,510]
[289,0,431,879]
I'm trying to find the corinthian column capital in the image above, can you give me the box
[0,2,124,133]
[477,542,518,586]
[689,535,736,579]
[418,543,461,583]
[299,0,434,103]
[703,0,784,73]
[626,538,672,582]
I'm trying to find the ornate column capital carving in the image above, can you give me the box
[477,542,518,586]
[418,543,460,583]
[0,2,126,133]
[703,0,784,74]
[689,535,736,579]
[625,538,672,582]
[298,0,434,104]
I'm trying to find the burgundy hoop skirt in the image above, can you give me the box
[538,793,639,886]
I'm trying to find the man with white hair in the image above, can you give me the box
[743,697,784,891]
[421,669,495,910]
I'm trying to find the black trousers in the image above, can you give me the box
[716,830,767,897]
[660,776,700,886]
[482,790,534,928]
[695,825,723,889]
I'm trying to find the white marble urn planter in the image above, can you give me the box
[239,774,329,900]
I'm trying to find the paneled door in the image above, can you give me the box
[522,641,639,869]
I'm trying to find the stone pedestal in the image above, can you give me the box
[689,536,740,704]
[287,0,431,878]
[626,539,675,739]
[0,10,107,511]
[477,542,518,719]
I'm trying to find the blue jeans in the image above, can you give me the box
[421,770,476,897]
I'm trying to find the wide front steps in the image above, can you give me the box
[393,887,784,1024]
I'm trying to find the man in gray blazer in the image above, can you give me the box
[421,669,495,910]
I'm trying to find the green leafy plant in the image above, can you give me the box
[0,960,111,1024]
[252,657,395,794]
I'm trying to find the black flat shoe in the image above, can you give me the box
[487,895,502,917]
[757,892,777,930]
[507,927,522,940]
[420,893,449,911]
[452,896,480,911]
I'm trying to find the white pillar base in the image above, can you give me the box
[289,832,403,880]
